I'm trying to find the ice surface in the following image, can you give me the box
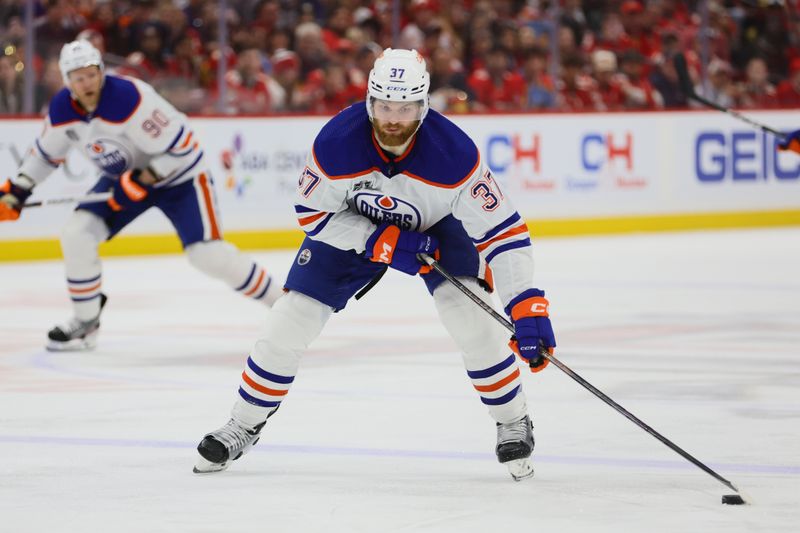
[1,228,798,532]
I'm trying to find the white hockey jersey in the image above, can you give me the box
[295,104,536,308]
[17,75,203,188]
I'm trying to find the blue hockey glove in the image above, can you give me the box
[778,130,800,154]
[505,288,556,373]
[107,169,153,211]
[0,178,33,222]
[365,222,439,275]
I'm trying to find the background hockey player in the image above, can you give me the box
[194,48,556,481]
[0,40,281,351]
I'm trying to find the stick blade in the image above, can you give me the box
[673,52,694,97]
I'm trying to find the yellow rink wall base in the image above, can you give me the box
[2,209,800,262]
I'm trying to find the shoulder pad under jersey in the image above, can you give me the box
[48,88,85,126]
[404,110,480,188]
[311,104,375,178]
[93,75,142,123]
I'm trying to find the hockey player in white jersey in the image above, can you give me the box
[0,40,281,350]
[194,49,556,480]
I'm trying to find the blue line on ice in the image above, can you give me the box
[1,434,797,475]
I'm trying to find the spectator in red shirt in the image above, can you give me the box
[618,49,663,109]
[467,46,526,111]
[738,56,777,108]
[225,48,280,114]
[591,50,625,111]
[322,6,354,52]
[557,53,598,111]
[118,23,171,81]
[619,0,658,59]
[309,63,362,114]
[776,58,800,108]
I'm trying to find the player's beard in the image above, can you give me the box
[373,119,420,147]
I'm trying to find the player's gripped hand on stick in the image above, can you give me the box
[0,178,33,222]
[365,222,440,275]
[505,289,556,373]
[107,169,155,212]
[778,130,800,155]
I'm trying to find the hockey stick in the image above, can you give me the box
[23,191,112,208]
[673,52,785,140]
[418,253,750,505]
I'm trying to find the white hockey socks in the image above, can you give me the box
[185,240,281,306]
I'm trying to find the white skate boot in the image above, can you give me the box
[46,294,107,351]
[496,414,535,481]
[193,418,266,473]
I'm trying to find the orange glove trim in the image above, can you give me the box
[369,225,400,265]
[508,339,552,373]
[107,197,122,211]
[120,171,148,202]
[0,202,20,221]
[510,296,550,321]
[778,138,800,155]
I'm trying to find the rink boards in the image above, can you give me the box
[1,109,799,260]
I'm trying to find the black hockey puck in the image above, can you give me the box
[721,494,746,505]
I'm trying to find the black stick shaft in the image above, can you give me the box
[673,52,785,140]
[23,192,112,208]
[419,253,741,495]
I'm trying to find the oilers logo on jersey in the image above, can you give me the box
[297,248,312,265]
[353,192,421,231]
[85,138,132,175]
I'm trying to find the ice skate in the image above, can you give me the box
[193,418,266,473]
[46,294,107,352]
[496,414,535,481]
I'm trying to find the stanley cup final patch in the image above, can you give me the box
[297,248,312,266]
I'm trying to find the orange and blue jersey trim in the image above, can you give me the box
[34,139,65,168]
[196,172,220,240]
[474,213,532,263]
[295,204,334,236]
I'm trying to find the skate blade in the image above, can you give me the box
[193,455,230,474]
[46,335,97,352]
[505,458,534,481]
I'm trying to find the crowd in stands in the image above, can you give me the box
[0,0,799,116]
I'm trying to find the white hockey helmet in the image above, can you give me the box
[366,48,430,123]
[59,40,104,86]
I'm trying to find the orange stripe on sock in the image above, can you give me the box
[242,371,288,396]
[244,270,265,296]
[473,368,520,393]
[68,281,101,294]
[476,224,529,252]
[198,173,221,240]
